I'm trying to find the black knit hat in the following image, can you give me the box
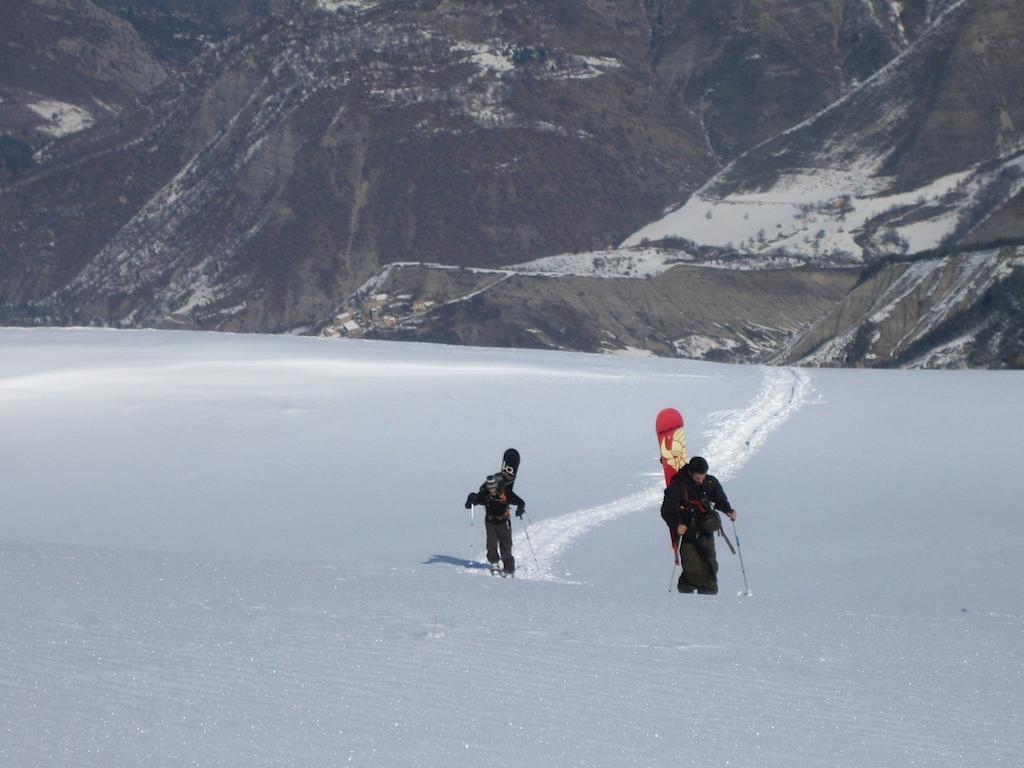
[688,456,709,474]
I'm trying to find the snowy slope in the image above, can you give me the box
[621,0,1024,265]
[1,328,1022,767]
[622,154,1024,263]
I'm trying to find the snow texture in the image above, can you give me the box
[506,248,684,278]
[314,0,382,13]
[1,328,1022,767]
[26,100,95,137]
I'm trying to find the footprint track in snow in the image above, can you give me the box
[512,367,813,581]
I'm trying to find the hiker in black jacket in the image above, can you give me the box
[465,473,525,575]
[661,456,737,594]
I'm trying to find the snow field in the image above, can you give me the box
[1,328,1022,767]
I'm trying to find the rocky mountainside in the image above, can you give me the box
[777,244,1024,368]
[643,0,928,163]
[617,0,1024,367]
[1,0,1021,367]
[3,0,912,326]
[626,0,1024,263]
[324,259,859,363]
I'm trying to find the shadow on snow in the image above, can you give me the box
[423,554,489,569]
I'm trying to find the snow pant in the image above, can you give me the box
[486,518,515,573]
[678,533,719,595]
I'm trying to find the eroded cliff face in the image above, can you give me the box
[319,259,859,363]
[778,247,1024,368]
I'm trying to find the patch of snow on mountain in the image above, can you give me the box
[898,214,961,252]
[672,334,740,359]
[888,0,910,44]
[551,54,623,80]
[621,164,994,262]
[507,248,684,278]
[451,41,517,74]
[27,100,95,137]
[314,0,382,12]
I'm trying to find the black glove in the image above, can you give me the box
[465,493,476,509]
[515,505,525,518]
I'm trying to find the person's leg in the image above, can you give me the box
[696,535,719,594]
[498,521,515,573]
[486,521,500,567]
[679,541,708,592]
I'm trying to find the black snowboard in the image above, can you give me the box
[501,448,520,486]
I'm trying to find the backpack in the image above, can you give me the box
[696,508,722,534]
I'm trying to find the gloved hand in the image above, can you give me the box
[465,493,476,509]
[515,505,525,518]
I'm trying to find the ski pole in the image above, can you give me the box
[522,513,540,571]
[669,538,679,593]
[469,506,475,562]
[718,527,737,555]
[731,518,751,596]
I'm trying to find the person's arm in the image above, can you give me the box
[661,482,688,535]
[706,475,737,520]
[508,489,525,517]
[464,483,487,508]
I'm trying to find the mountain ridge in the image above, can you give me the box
[1,0,1021,367]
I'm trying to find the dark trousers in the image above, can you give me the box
[486,518,515,573]
[678,534,719,594]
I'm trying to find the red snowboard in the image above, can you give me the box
[656,407,688,558]
[655,407,688,486]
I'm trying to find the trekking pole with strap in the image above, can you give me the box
[668,536,680,593]
[522,512,540,572]
[731,518,752,596]
[718,527,737,555]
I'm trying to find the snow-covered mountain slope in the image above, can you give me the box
[624,0,1024,264]
[624,154,1024,264]
[505,246,808,277]
[1,328,1021,766]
